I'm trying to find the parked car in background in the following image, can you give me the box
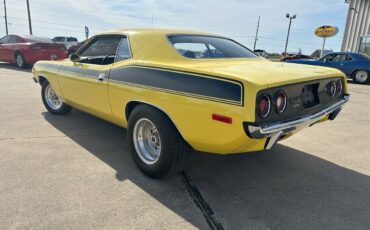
[280,54,312,62]
[0,35,68,68]
[52,36,79,49]
[287,52,370,84]
[32,29,349,178]
[254,49,268,58]
[67,40,85,55]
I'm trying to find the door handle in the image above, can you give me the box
[98,73,106,81]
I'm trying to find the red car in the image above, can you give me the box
[280,54,313,62]
[0,35,68,68]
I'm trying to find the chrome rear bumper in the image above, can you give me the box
[246,95,350,149]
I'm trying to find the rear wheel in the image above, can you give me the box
[15,52,26,69]
[127,105,190,178]
[352,70,369,84]
[41,80,72,115]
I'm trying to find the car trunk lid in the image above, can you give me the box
[178,59,342,88]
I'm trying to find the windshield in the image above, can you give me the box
[168,35,256,59]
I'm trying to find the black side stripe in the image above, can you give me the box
[110,66,243,105]
[36,63,244,106]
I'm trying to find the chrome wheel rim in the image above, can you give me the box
[45,84,62,110]
[355,70,368,83]
[133,118,161,165]
[16,55,23,67]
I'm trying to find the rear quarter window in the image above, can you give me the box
[168,35,256,59]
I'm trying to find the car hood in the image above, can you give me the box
[171,59,343,88]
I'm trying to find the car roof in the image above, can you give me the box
[92,28,238,62]
[53,36,77,38]
[97,28,217,37]
[326,52,370,60]
[329,52,360,55]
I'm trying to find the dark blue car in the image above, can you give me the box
[288,52,370,84]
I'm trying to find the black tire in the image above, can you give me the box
[41,80,73,115]
[127,105,190,178]
[15,52,26,69]
[352,70,369,84]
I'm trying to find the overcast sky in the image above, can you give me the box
[0,0,348,54]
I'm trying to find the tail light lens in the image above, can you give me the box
[327,81,337,97]
[275,91,287,114]
[258,95,271,118]
[336,80,343,96]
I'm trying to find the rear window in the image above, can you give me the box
[52,37,65,42]
[168,35,256,59]
[23,36,53,43]
[358,53,370,61]
[67,37,78,42]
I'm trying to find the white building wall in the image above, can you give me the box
[342,0,370,51]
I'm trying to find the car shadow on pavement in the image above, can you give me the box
[43,109,370,230]
[0,63,32,73]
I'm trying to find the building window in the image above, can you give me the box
[359,36,370,55]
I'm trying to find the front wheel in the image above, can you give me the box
[352,70,369,84]
[127,105,190,178]
[41,80,73,115]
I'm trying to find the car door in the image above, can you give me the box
[330,54,344,69]
[57,35,124,120]
[0,36,7,61]
[5,36,20,62]
[337,54,354,75]
[0,35,12,62]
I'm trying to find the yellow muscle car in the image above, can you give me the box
[32,29,349,178]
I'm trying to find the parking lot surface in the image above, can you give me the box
[1,63,369,230]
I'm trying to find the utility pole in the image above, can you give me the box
[253,16,260,50]
[26,0,32,35]
[284,13,296,54]
[320,37,326,58]
[3,0,8,35]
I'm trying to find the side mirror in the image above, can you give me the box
[69,53,80,62]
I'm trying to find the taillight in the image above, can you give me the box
[258,95,271,118]
[336,80,343,96]
[327,81,337,97]
[275,91,287,114]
